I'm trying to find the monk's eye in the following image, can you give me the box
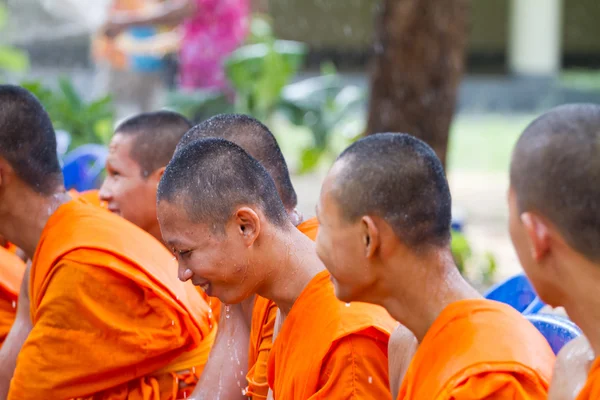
[178,249,192,259]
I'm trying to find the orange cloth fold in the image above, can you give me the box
[8,199,215,400]
[0,247,26,347]
[245,217,319,399]
[577,357,600,399]
[267,270,396,399]
[69,189,105,208]
[398,299,555,399]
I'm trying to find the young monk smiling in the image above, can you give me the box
[158,137,396,399]
[315,133,555,399]
[174,114,318,399]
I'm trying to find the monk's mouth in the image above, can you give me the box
[199,282,211,295]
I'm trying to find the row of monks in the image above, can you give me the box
[0,84,597,399]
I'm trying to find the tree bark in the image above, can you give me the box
[366,0,470,168]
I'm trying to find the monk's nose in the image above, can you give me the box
[98,181,111,202]
[178,265,193,282]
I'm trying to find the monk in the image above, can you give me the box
[507,104,600,400]
[316,133,555,399]
[175,114,318,399]
[0,85,215,399]
[158,138,396,399]
[96,111,221,321]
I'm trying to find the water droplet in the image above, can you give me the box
[368,376,373,384]
[225,304,231,318]
[172,256,177,261]
[171,320,175,326]
[345,302,351,307]
[209,323,213,329]
[12,300,16,309]
[183,392,187,399]
[242,388,247,395]
[240,370,244,376]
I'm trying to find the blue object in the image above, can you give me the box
[128,26,164,72]
[522,296,546,315]
[484,274,539,313]
[526,314,581,354]
[62,144,108,192]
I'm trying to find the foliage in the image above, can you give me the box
[21,78,114,151]
[279,64,365,173]
[167,15,365,173]
[451,229,497,286]
[0,4,29,77]
[560,69,600,92]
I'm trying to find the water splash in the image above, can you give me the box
[345,302,351,307]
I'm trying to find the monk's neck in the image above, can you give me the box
[258,228,324,317]
[6,190,71,258]
[381,251,481,343]
[561,265,600,356]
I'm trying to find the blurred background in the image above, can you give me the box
[1,0,599,289]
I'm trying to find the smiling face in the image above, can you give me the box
[315,169,378,304]
[157,200,262,305]
[99,133,161,234]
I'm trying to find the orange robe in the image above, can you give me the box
[0,247,26,347]
[69,188,105,208]
[267,270,396,398]
[245,217,319,399]
[577,357,600,399]
[8,199,216,400]
[398,299,555,399]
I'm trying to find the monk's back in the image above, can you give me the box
[399,299,555,400]
[9,199,214,400]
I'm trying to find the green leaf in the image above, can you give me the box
[0,46,29,72]
[58,77,83,111]
[298,147,324,174]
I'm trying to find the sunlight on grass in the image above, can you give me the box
[448,114,537,173]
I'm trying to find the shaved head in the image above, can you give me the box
[115,111,192,177]
[0,85,62,195]
[331,133,451,249]
[177,114,297,210]
[158,138,288,231]
[511,104,600,262]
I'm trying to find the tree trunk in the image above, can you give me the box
[366,0,470,168]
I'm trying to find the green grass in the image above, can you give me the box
[447,114,537,173]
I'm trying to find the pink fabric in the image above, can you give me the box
[179,0,250,90]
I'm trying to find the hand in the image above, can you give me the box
[102,21,127,38]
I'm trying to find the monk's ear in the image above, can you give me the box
[0,158,13,190]
[360,216,380,258]
[233,207,261,246]
[521,212,551,262]
[151,166,167,186]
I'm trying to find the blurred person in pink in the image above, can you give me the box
[99,0,249,110]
